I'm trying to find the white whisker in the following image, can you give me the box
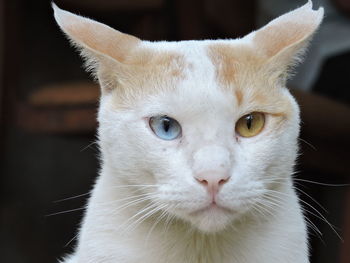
[80,141,98,152]
[46,206,86,217]
[145,207,169,243]
[123,204,167,234]
[108,184,159,190]
[295,187,328,213]
[298,138,317,151]
[109,195,155,214]
[293,178,349,187]
[100,192,155,206]
[54,192,91,203]
[265,189,342,240]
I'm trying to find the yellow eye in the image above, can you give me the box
[235,112,265,138]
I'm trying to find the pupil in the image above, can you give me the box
[246,115,253,129]
[163,118,171,132]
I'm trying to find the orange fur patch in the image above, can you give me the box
[108,50,187,108]
[207,44,237,85]
[235,89,243,106]
[207,43,293,123]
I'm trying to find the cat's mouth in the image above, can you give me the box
[190,203,233,216]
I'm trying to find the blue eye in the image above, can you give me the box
[149,116,182,140]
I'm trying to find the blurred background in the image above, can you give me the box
[0,0,349,262]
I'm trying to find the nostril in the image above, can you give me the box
[219,178,228,185]
[196,178,208,186]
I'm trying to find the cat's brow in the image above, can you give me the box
[111,50,186,108]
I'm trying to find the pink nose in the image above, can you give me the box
[195,171,230,197]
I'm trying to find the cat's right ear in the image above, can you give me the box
[248,1,323,84]
[52,3,141,91]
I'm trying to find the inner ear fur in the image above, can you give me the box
[52,3,140,62]
[52,3,142,92]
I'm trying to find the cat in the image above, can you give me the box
[53,1,323,262]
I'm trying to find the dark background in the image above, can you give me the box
[0,0,349,262]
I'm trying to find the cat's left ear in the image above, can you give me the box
[52,3,141,92]
[250,0,323,82]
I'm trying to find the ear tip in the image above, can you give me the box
[316,6,325,17]
[311,6,324,26]
[297,1,324,26]
[51,2,61,16]
[52,2,79,30]
[52,2,65,25]
[51,2,58,9]
[305,0,316,9]
[304,0,324,17]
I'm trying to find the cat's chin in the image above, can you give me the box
[187,204,235,233]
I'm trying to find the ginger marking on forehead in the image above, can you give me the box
[110,51,186,109]
[208,43,295,116]
[132,51,186,83]
[235,89,243,106]
[208,44,237,85]
[208,43,259,107]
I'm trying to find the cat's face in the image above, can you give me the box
[54,1,323,233]
[97,40,300,232]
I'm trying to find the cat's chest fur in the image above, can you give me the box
[53,1,323,263]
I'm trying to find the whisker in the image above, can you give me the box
[295,187,328,213]
[100,192,155,206]
[258,197,286,218]
[293,178,350,187]
[123,203,167,234]
[46,206,86,217]
[262,195,285,209]
[119,203,159,230]
[65,233,78,247]
[134,204,167,228]
[300,206,325,244]
[265,189,342,240]
[53,192,91,203]
[304,215,323,238]
[251,203,270,218]
[108,195,156,214]
[163,209,176,234]
[261,178,288,183]
[80,141,98,152]
[107,184,160,189]
[299,200,342,241]
[298,138,317,151]
[263,191,325,241]
[253,201,276,218]
[145,207,169,243]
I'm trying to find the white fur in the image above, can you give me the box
[53,1,323,262]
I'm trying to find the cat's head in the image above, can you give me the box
[53,1,323,233]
